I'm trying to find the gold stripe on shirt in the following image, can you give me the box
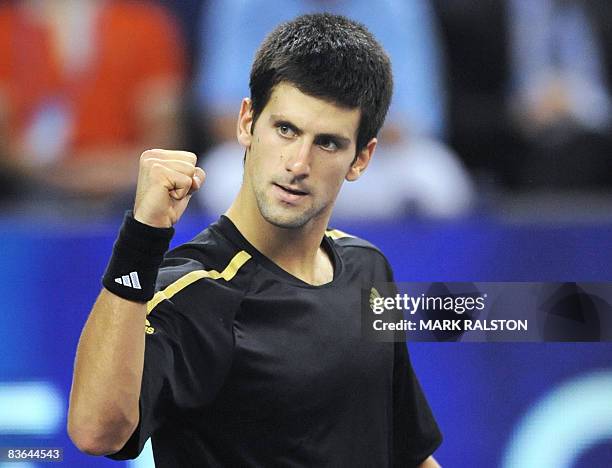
[146,250,252,313]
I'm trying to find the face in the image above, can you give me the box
[237,82,376,229]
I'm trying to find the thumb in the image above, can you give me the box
[188,167,206,195]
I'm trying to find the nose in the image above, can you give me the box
[285,139,313,179]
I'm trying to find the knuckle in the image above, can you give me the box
[149,162,167,177]
[176,151,197,164]
[140,149,157,160]
[140,158,153,170]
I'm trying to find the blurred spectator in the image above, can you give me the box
[0,0,186,205]
[194,0,474,220]
[153,0,203,74]
[434,0,612,190]
[508,0,612,188]
[432,0,517,187]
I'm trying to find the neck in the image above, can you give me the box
[225,188,333,285]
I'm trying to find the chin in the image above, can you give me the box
[262,211,312,229]
[258,202,316,230]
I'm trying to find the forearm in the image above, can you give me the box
[68,288,147,455]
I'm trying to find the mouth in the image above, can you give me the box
[272,183,309,204]
[275,183,309,196]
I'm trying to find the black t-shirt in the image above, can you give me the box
[108,216,442,467]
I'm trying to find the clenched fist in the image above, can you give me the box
[133,149,206,228]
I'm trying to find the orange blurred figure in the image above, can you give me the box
[0,0,186,203]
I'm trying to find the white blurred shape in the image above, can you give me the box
[130,439,155,468]
[502,370,612,468]
[0,382,63,435]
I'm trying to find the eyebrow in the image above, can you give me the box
[269,114,353,147]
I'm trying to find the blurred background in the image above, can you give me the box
[0,0,610,466]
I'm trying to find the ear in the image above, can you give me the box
[237,98,254,148]
[346,138,377,181]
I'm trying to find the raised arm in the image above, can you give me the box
[67,149,205,455]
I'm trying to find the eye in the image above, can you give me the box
[318,138,339,152]
[277,124,296,138]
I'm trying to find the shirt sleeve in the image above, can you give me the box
[380,254,442,466]
[392,340,443,467]
[107,258,240,460]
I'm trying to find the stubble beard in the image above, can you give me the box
[254,183,326,229]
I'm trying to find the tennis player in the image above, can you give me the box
[68,13,442,467]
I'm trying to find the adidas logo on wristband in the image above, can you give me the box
[102,211,173,301]
[114,271,142,290]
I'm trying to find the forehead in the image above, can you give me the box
[262,82,360,140]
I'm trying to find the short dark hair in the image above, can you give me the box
[249,13,393,152]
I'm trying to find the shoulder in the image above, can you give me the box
[148,222,255,313]
[325,227,387,261]
[325,227,394,281]
[326,227,396,283]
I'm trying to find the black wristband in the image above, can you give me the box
[102,211,175,302]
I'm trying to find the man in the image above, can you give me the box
[67,14,442,467]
